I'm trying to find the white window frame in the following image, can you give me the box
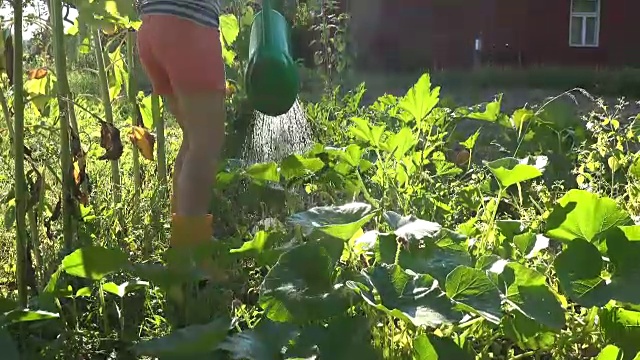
[569,0,601,47]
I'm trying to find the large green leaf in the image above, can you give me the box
[545,189,632,243]
[383,127,417,159]
[229,230,291,267]
[596,345,625,360]
[414,334,473,360]
[445,266,503,324]
[605,227,640,304]
[399,73,440,123]
[61,246,130,281]
[0,309,59,326]
[383,211,443,241]
[258,240,354,323]
[280,154,325,180]
[245,162,280,182]
[553,239,610,307]
[219,320,298,360]
[285,315,380,359]
[501,311,556,351]
[497,262,565,331]
[467,94,502,122]
[133,317,231,358]
[599,305,640,359]
[485,157,544,189]
[375,232,471,284]
[358,264,463,327]
[288,202,375,241]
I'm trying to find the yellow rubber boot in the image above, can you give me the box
[169,214,228,282]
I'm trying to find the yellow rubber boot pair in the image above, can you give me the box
[169,214,229,283]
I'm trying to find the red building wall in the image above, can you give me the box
[355,0,640,70]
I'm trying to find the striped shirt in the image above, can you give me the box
[139,0,221,28]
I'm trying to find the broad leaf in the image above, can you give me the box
[414,334,473,360]
[445,266,503,324]
[375,233,471,285]
[553,239,610,307]
[399,73,440,122]
[599,305,640,359]
[245,162,279,182]
[596,345,624,360]
[485,157,543,189]
[219,320,298,360]
[0,309,59,326]
[359,264,462,327]
[61,246,130,281]
[133,317,230,358]
[288,202,375,241]
[467,95,502,122]
[230,230,290,267]
[280,154,324,180]
[498,262,565,331]
[259,240,354,323]
[502,311,556,351]
[286,315,380,359]
[546,189,632,243]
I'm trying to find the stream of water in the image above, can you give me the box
[241,98,313,165]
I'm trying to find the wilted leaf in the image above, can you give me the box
[27,67,48,80]
[129,125,155,160]
[98,120,123,160]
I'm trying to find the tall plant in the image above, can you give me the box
[12,0,28,307]
[50,0,77,254]
[93,30,124,231]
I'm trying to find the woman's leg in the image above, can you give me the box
[165,97,188,215]
[141,14,227,281]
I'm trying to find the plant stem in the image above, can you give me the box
[50,0,75,254]
[94,30,124,232]
[12,0,28,308]
[0,82,15,141]
[152,94,165,250]
[126,32,141,227]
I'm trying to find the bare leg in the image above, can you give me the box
[173,91,226,216]
[165,96,188,214]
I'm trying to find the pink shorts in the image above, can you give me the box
[137,14,226,95]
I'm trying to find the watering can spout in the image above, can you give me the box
[244,0,300,117]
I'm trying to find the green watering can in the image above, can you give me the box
[244,0,300,116]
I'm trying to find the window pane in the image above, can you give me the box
[570,16,584,45]
[585,16,597,45]
[572,0,598,13]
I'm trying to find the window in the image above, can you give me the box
[570,0,600,47]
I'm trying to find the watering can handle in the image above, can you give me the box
[260,0,272,47]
